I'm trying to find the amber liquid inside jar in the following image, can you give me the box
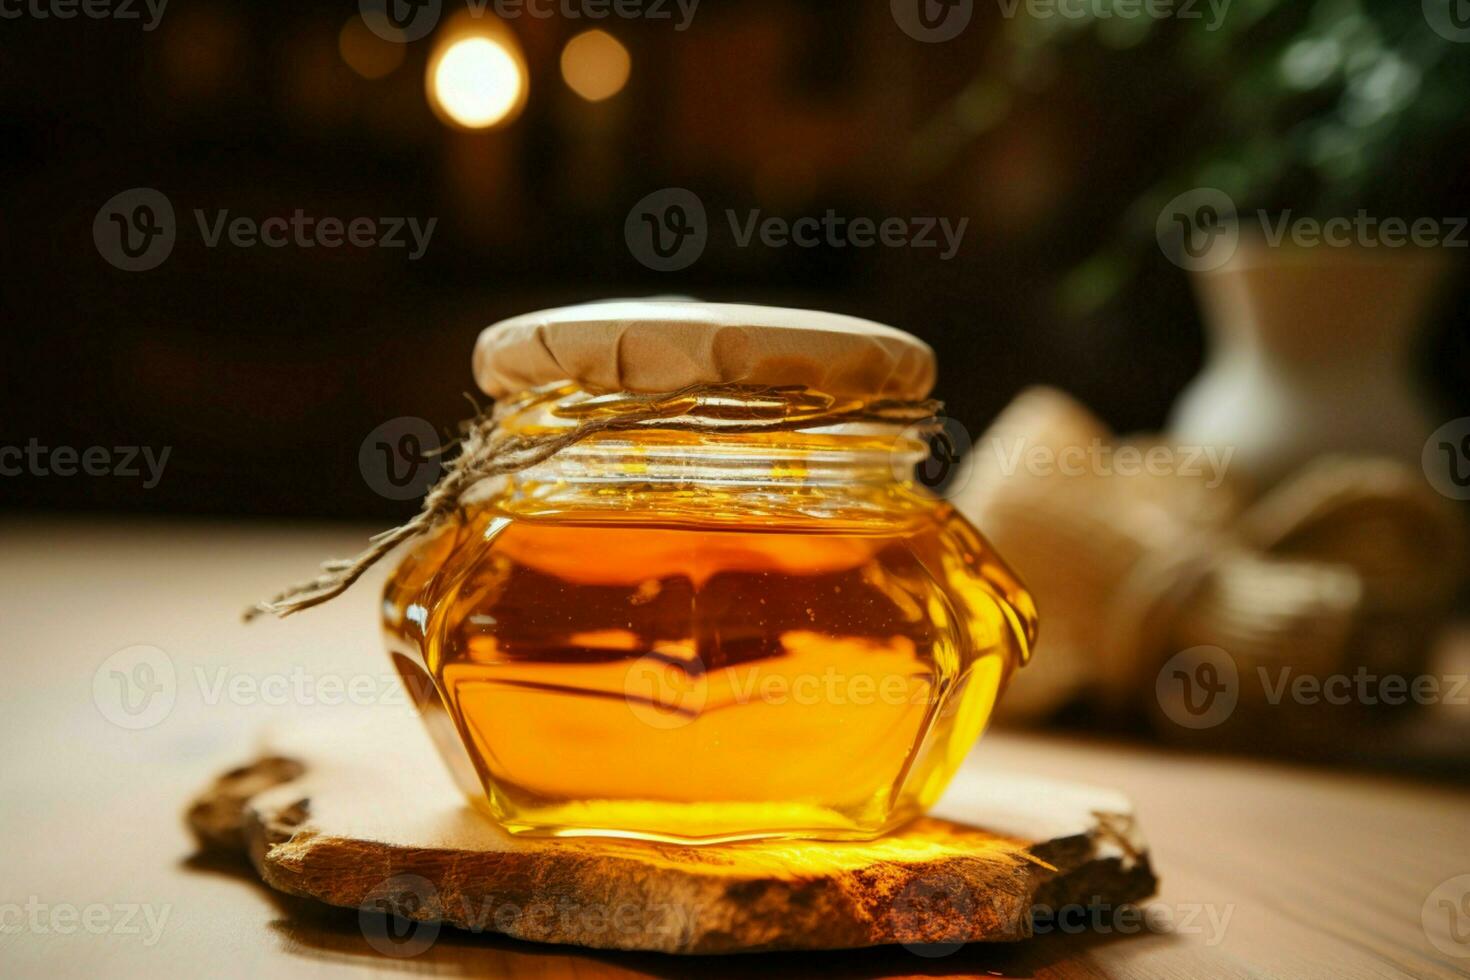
[383,386,1037,844]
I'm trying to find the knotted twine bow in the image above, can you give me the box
[246,383,942,621]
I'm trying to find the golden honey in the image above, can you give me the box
[383,387,1036,844]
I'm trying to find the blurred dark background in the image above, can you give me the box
[3,0,1469,520]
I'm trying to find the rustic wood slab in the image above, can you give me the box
[186,710,1156,955]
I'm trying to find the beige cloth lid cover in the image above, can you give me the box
[473,301,936,401]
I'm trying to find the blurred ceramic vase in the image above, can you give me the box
[1168,242,1452,493]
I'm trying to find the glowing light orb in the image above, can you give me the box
[560,29,631,103]
[428,35,527,130]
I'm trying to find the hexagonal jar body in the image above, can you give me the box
[382,385,1037,845]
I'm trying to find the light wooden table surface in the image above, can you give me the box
[3,518,1468,979]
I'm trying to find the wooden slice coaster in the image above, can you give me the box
[187,711,1156,955]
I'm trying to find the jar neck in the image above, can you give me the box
[525,429,912,487]
[484,384,935,520]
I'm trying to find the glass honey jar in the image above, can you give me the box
[380,302,1037,844]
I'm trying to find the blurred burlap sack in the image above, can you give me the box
[955,387,1466,739]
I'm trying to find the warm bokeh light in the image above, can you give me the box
[560,29,631,103]
[427,35,527,130]
[339,16,405,80]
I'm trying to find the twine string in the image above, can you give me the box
[246,384,941,621]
